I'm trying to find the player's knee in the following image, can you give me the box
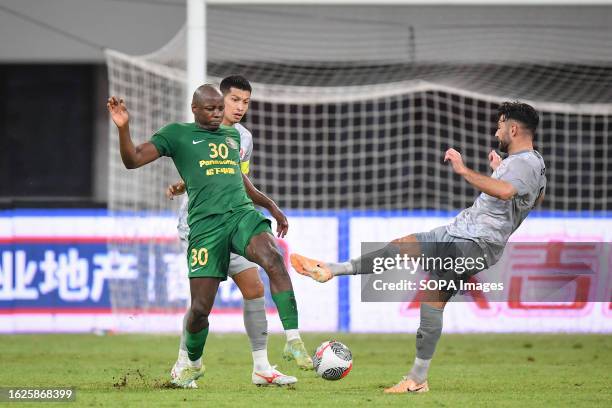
[256,277,265,297]
[391,234,417,244]
[243,283,264,300]
[259,246,285,277]
[190,301,210,326]
[239,276,265,299]
[250,279,265,299]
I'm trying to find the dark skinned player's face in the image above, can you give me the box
[192,96,224,130]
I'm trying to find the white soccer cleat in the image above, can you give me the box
[171,361,198,389]
[252,366,298,387]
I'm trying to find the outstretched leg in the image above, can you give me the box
[291,234,421,282]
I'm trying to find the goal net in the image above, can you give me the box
[105,4,612,321]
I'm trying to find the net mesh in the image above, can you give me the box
[105,4,612,315]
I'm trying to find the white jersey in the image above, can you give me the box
[177,123,253,241]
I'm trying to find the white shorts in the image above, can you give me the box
[180,237,259,277]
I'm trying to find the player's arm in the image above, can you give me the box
[444,148,517,201]
[242,174,289,238]
[107,96,160,169]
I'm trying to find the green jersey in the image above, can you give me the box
[150,122,252,226]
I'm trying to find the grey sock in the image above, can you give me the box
[243,297,268,352]
[349,243,401,275]
[410,303,444,382]
[328,262,353,276]
[179,309,189,352]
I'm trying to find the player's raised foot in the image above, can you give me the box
[252,366,298,387]
[383,376,429,394]
[171,364,205,389]
[290,254,334,283]
[283,339,314,370]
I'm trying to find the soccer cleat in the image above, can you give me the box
[171,364,205,389]
[290,254,334,283]
[283,339,314,370]
[170,361,198,389]
[252,366,298,387]
[383,376,429,394]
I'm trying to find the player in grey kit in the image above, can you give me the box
[291,101,546,394]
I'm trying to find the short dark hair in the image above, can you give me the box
[497,101,539,135]
[220,75,252,95]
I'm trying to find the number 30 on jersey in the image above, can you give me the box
[209,143,228,159]
[191,247,209,267]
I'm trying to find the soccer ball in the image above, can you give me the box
[312,340,353,380]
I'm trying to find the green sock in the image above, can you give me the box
[271,290,299,330]
[185,326,209,361]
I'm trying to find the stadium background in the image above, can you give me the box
[1,0,611,335]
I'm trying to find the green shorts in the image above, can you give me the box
[187,206,272,279]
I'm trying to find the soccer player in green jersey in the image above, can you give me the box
[107,85,304,388]
[166,76,312,387]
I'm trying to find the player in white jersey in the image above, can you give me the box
[291,102,546,394]
[167,76,312,387]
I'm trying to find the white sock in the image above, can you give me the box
[252,349,272,372]
[187,357,202,368]
[177,349,189,365]
[285,329,301,342]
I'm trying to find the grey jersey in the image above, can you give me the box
[177,123,254,241]
[446,150,546,265]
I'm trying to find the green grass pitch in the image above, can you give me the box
[1,333,610,407]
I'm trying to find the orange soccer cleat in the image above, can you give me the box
[290,253,334,283]
[383,377,430,394]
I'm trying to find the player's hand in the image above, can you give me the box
[488,150,502,171]
[107,96,129,129]
[444,148,468,176]
[166,180,186,200]
[271,207,289,238]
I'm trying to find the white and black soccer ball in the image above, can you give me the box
[312,340,353,380]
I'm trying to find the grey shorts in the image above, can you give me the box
[227,253,259,277]
[414,226,488,295]
[180,237,259,277]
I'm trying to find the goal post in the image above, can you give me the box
[186,0,206,121]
